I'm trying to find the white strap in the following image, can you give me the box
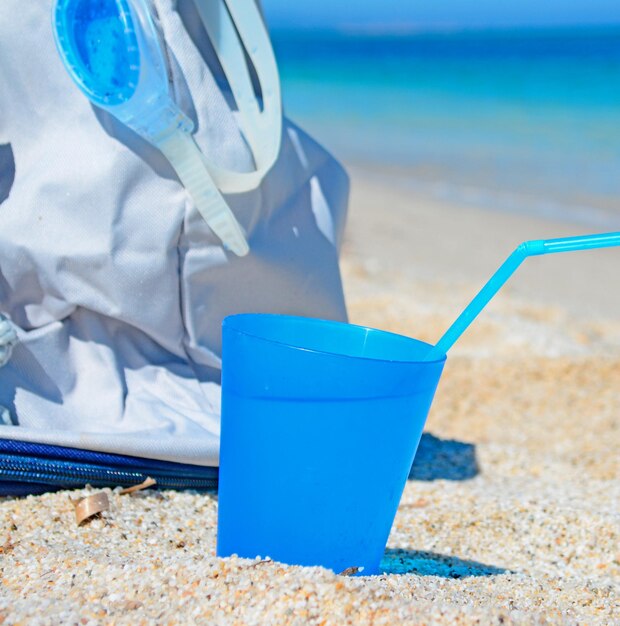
[156,128,249,256]
[193,0,282,194]
[193,0,262,154]
[223,0,282,165]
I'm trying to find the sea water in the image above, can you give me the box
[272,27,620,227]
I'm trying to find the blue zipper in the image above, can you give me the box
[0,440,218,495]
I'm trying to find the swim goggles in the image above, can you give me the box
[52,0,282,256]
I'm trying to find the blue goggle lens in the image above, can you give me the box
[55,0,140,106]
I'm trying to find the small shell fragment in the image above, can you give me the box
[75,492,109,526]
[120,477,157,495]
[339,566,364,576]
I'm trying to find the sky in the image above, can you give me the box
[262,0,620,31]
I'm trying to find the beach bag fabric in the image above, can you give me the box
[0,0,349,480]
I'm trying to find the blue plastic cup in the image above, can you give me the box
[216,314,446,575]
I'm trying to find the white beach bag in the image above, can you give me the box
[0,0,349,467]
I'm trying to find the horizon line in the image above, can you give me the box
[268,22,620,37]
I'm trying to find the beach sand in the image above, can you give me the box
[1,168,619,624]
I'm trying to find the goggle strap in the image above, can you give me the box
[193,0,282,193]
[157,128,250,257]
[193,0,261,145]
[224,0,282,147]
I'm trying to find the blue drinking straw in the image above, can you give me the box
[425,231,620,361]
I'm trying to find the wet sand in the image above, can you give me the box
[0,168,619,624]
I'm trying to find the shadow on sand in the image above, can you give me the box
[381,548,509,578]
[409,433,479,481]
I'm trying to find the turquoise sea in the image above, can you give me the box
[271,27,620,227]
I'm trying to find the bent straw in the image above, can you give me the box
[425,231,620,361]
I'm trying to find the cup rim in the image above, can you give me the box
[222,313,447,366]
